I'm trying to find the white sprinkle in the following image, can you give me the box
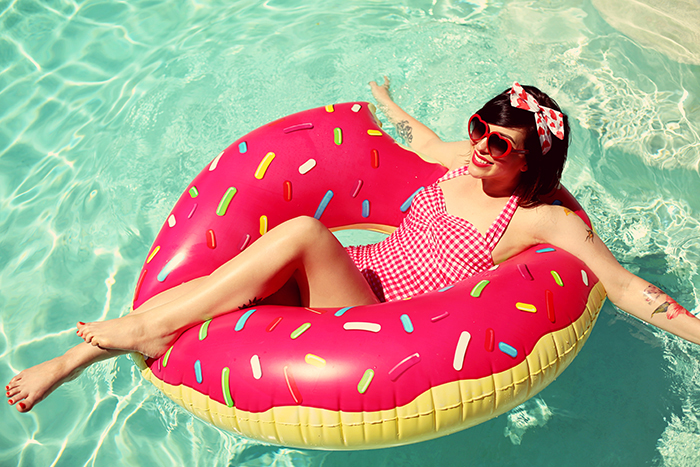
[351,104,362,112]
[209,151,224,171]
[452,331,471,371]
[167,214,176,227]
[343,322,381,333]
[581,270,589,287]
[250,355,262,380]
[299,158,316,174]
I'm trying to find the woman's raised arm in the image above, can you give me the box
[538,205,700,345]
[369,77,469,169]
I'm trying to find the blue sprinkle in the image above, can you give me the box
[314,190,334,219]
[362,199,370,218]
[552,199,562,205]
[334,306,354,317]
[498,342,518,358]
[438,285,454,292]
[400,314,414,333]
[536,247,556,253]
[194,360,203,384]
[235,308,256,331]
[239,141,247,153]
[157,253,185,282]
[400,187,425,212]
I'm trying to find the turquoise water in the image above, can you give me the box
[2,0,700,465]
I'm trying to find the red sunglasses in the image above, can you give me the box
[468,114,528,159]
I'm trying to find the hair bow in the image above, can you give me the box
[508,82,565,155]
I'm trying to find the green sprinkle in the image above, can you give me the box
[470,280,490,298]
[199,319,212,341]
[551,271,564,287]
[357,369,375,394]
[216,187,237,216]
[189,186,199,198]
[334,127,342,145]
[221,367,233,407]
[162,346,173,367]
[291,322,311,339]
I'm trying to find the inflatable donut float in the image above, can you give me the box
[132,102,606,449]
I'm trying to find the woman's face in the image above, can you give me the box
[468,123,529,185]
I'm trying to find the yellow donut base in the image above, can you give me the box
[134,281,605,450]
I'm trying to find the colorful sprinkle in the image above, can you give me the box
[167,214,176,228]
[216,187,237,216]
[470,280,490,298]
[259,215,268,235]
[206,229,216,249]
[188,203,197,219]
[438,285,454,292]
[291,322,311,339]
[222,367,234,407]
[283,123,314,133]
[400,187,425,212]
[189,186,199,198]
[305,353,326,368]
[334,127,343,145]
[198,319,211,340]
[209,151,224,171]
[343,322,381,332]
[351,179,363,198]
[235,309,256,331]
[254,152,275,180]
[357,369,375,394]
[431,311,449,322]
[266,316,283,332]
[314,190,334,220]
[551,270,564,287]
[239,234,251,251]
[517,264,533,281]
[485,328,495,352]
[367,129,382,136]
[516,302,537,313]
[498,342,518,358]
[283,180,292,201]
[238,141,247,153]
[133,269,147,302]
[250,355,262,380]
[194,360,203,384]
[546,290,556,323]
[536,247,556,253]
[581,270,589,286]
[400,314,414,333]
[305,307,326,315]
[299,158,316,174]
[388,353,421,382]
[146,246,160,264]
[362,200,370,218]
[453,331,471,371]
[552,199,562,205]
[162,346,173,367]
[351,103,361,112]
[325,104,334,113]
[370,149,379,168]
[157,252,186,282]
[334,306,354,317]
[284,365,302,404]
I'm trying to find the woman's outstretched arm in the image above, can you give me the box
[539,205,700,345]
[370,76,469,169]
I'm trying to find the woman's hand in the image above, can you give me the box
[369,76,393,106]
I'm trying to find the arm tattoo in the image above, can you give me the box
[645,286,695,320]
[396,120,413,144]
[239,297,262,310]
[643,285,664,304]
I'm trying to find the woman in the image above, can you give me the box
[6,79,699,413]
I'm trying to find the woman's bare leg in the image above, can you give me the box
[77,217,378,358]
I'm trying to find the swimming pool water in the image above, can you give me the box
[1,0,699,465]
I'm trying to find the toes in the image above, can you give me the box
[7,386,21,398]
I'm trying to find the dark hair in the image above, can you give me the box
[475,85,569,207]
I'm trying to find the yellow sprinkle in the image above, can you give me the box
[147,246,160,264]
[516,302,537,313]
[254,152,275,180]
[367,129,382,136]
[259,215,268,235]
[305,354,326,368]
[325,104,334,113]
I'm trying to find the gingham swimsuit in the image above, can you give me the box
[345,165,520,302]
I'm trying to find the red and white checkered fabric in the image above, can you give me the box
[346,165,520,302]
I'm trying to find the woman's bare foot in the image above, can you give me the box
[77,312,177,358]
[6,355,81,412]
